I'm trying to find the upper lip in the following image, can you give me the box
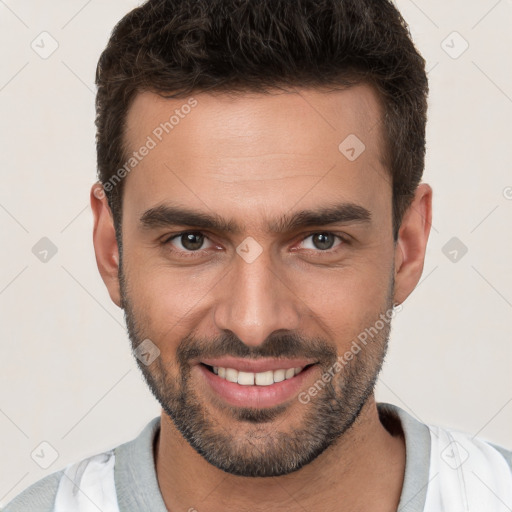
[198,357,317,373]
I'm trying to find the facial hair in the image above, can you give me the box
[119,264,396,477]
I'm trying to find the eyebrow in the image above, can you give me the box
[140,202,372,234]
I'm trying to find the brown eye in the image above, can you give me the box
[179,232,204,251]
[166,231,213,253]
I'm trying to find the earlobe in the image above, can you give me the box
[90,183,122,308]
[393,183,433,306]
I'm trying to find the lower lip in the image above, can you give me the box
[196,363,318,408]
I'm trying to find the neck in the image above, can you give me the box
[155,396,406,512]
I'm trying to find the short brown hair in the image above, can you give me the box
[95,0,428,241]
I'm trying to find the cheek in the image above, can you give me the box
[122,250,220,337]
[294,261,392,348]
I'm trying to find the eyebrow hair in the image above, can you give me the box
[140,202,372,234]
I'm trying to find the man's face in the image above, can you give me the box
[117,85,397,477]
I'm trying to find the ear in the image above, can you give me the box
[393,183,433,306]
[90,183,122,308]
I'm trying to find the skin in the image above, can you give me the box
[91,84,432,511]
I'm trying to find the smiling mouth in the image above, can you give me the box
[200,363,316,386]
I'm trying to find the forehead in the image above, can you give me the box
[121,85,391,230]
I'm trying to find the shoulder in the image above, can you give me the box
[424,425,512,510]
[2,469,63,512]
[429,423,512,473]
[3,450,117,512]
[378,402,512,474]
[377,402,512,511]
[2,417,160,512]
[486,440,512,471]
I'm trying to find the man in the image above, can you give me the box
[5,0,512,511]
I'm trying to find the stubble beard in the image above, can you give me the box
[119,263,395,477]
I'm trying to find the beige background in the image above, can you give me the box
[1,0,511,505]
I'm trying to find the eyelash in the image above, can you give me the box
[161,231,351,258]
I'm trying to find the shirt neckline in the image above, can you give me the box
[378,402,432,511]
[114,402,432,512]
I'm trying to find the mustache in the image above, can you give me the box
[176,330,338,367]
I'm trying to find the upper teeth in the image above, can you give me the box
[214,366,304,386]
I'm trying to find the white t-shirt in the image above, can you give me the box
[5,403,512,512]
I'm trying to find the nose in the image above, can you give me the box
[213,245,301,347]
